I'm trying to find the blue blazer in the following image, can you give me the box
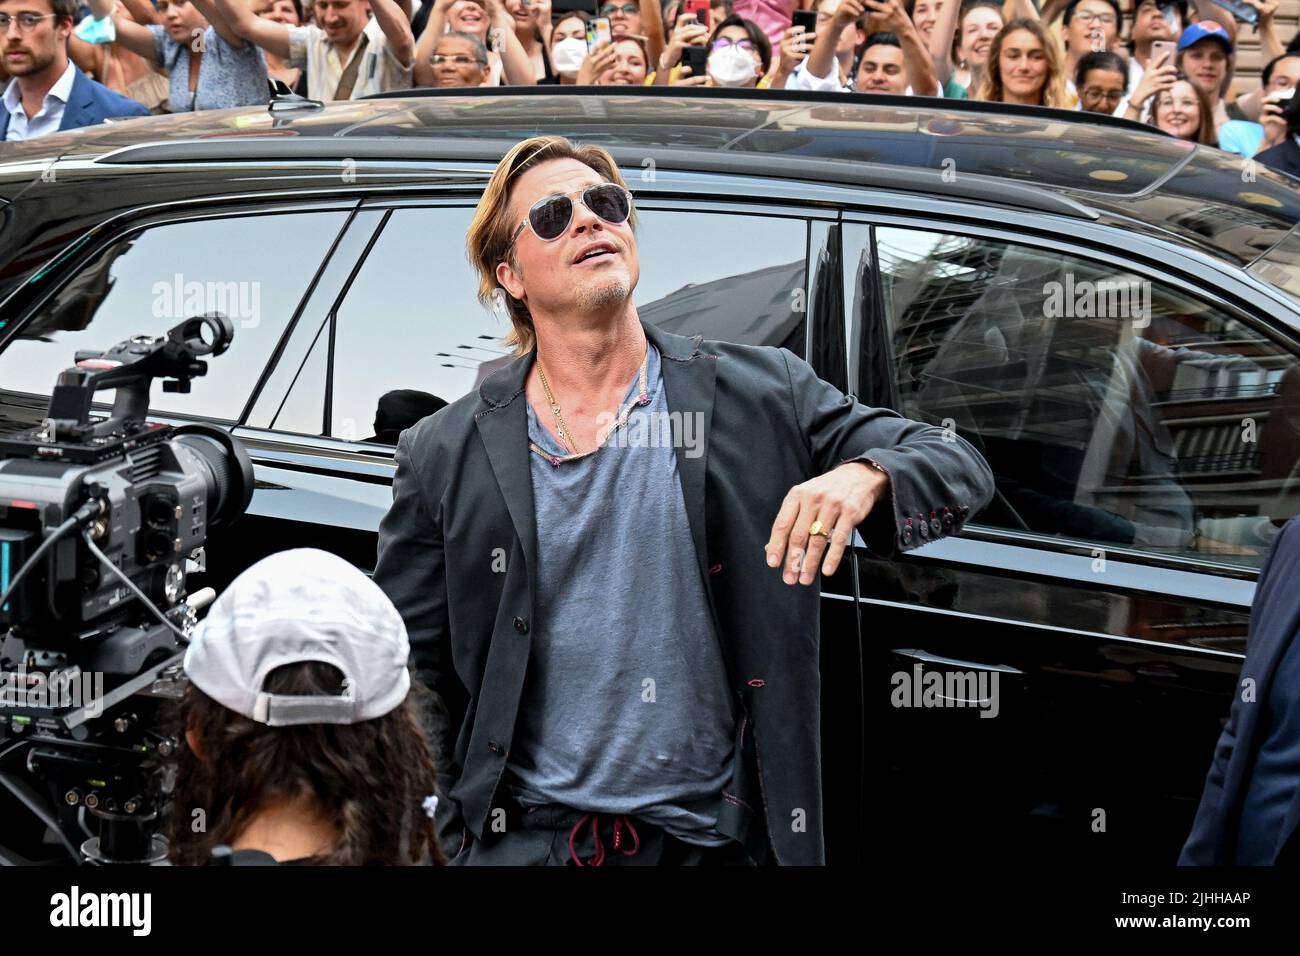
[1,67,149,140]
[1181,516,1300,865]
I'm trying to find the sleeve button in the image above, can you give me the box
[513,616,529,634]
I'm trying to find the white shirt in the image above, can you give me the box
[3,60,76,142]
[286,17,412,100]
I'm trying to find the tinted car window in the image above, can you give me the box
[321,206,807,444]
[877,226,1300,569]
[0,211,347,422]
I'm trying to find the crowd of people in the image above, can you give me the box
[4,0,1300,156]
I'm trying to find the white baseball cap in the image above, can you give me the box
[183,549,411,727]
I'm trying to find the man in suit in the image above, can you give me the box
[374,135,995,866]
[1,0,148,142]
[1182,516,1300,864]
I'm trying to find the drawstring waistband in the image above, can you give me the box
[568,813,641,866]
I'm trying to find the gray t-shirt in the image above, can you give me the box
[506,343,736,845]
[149,24,268,112]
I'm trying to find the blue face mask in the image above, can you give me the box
[74,13,117,45]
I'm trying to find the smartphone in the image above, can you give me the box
[1150,40,1174,65]
[587,16,612,49]
[682,0,710,30]
[1206,0,1259,25]
[791,9,817,34]
[681,44,707,76]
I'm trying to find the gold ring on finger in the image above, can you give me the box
[808,520,832,540]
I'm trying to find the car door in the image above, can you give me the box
[838,213,1300,864]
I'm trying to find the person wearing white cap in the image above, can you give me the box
[166,548,445,866]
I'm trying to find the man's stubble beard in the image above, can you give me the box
[574,274,632,313]
[6,43,54,78]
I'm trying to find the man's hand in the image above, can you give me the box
[863,0,909,35]
[765,461,889,585]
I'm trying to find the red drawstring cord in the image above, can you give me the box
[568,813,642,866]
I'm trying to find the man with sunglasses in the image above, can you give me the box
[375,135,993,866]
[1,0,147,140]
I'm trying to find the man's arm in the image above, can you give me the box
[638,0,666,73]
[373,427,466,857]
[766,349,996,584]
[486,0,535,84]
[371,0,417,68]
[211,0,294,60]
[866,0,938,95]
[805,0,862,87]
[928,0,959,85]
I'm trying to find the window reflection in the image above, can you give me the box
[878,227,1300,568]
[320,207,807,445]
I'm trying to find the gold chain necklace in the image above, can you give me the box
[536,360,582,456]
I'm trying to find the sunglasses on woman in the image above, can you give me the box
[508,183,633,245]
[600,2,640,13]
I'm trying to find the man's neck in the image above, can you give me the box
[17,55,68,121]
[333,29,364,62]
[531,306,646,403]
[230,798,339,862]
[1134,40,1153,67]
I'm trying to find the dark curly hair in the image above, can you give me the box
[166,660,445,866]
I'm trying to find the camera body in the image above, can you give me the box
[0,315,252,864]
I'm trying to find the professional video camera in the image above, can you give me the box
[0,315,252,865]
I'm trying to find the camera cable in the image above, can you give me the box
[81,532,187,643]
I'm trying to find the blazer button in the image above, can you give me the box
[488,741,504,755]
[513,616,529,634]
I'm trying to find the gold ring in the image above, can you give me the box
[808,520,831,540]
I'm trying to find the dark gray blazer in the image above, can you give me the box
[374,321,994,864]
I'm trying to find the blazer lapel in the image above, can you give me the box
[645,321,716,588]
[58,70,93,132]
[474,350,539,598]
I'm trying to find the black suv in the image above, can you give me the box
[3,88,1300,865]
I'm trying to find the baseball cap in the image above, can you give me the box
[1178,20,1233,54]
[183,549,411,727]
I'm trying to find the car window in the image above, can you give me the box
[0,211,348,422]
[876,226,1300,570]
[319,206,808,445]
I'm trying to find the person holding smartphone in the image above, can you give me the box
[789,0,935,94]
[1125,0,1187,94]
[1218,51,1300,156]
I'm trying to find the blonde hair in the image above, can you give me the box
[466,136,635,355]
[975,18,1070,109]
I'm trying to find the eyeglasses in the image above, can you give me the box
[432,53,486,65]
[600,3,639,13]
[0,12,56,32]
[1081,86,1123,102]
[509,183,633,246]
[711,37,755,50]
[1074,11,1117,25]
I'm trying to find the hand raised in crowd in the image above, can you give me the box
[770,24,816,87]
[529,0,554,40]
[659,12,709,73]
[670,64,710,85]
[484,0,515,30]
[1242,0,1278,27]
[577,39,618,84]
[1128,54,1176,111]
[832,0,867,27]
[1259,94,1290,151]
[863,0,910,35]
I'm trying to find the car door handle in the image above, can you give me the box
[890,648,1025,676]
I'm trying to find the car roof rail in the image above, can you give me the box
[95,137,1100,221]
[359,84,1167,137]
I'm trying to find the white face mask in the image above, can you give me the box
[552,37,588,77]
[707,45,758,87]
